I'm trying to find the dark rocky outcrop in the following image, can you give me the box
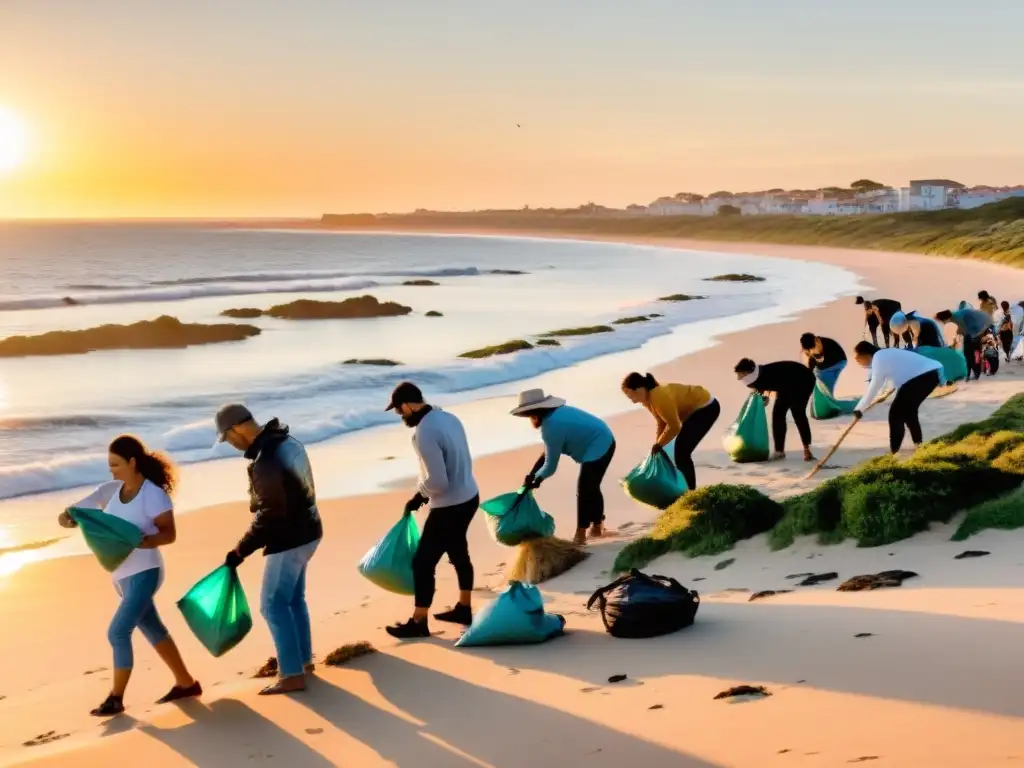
[536,338,561,347]
[403,279,439,286]
[954,550,990,559]
[221,307,264,319]
[266,295,412,320]
[798,572,839,586]
[425,310,444,317]
[704,274,766,283]
[659,294,706,302]
[0,316,260,358]
[540,325,614,338]
[491,269,527,275]
[837,570,918,592]
[749,590,793,602]
[343,358,401,366]
[613,315,651,325]
[714,685,771,700]
[459,340,533,359]
[61,296,79,306]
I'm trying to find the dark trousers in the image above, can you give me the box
[869,315,910,348]
[772,386,814,453]
[888,371,939,452]
[577,441,616,530]
[1000,329,1014,359]
[412,495,478,609]
[673,399,721,490]
[962,333,983,379]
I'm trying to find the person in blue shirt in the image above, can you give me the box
[510,388,615,545]
[937,307,992,381]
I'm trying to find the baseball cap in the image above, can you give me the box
[385,381,423,412]
[213,403,254,446]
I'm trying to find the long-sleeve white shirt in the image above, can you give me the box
[855,348,944,414]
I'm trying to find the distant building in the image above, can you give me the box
[647,196,705,216]
[908,179,965,210]
[957,186,1024,209]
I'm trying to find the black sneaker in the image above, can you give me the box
[433,604,473,626]
[386,618,430,639]
[90,694,125,718]
[156,680,203,705]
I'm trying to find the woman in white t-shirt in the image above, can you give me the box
[58,435,200,717]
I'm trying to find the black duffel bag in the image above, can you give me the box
[586,569,699,639]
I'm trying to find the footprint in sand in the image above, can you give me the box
[580,686,601,693]
[23,732,68,748]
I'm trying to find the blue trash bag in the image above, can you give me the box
[622,451,688,510]
[455,581,566,648]
[67,507,144,573]
[480,490,556,546]
[357,511,421,595]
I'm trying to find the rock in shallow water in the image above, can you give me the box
[838,570,918,592]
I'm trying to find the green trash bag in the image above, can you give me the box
[357,512,421,595]
[916,346,966,383]
[723,393,771,463]
[622,451,688,510]
[455,581,566,648]
[177,565,253,657]
[481,490,555,547]
[67,507,144,573]
[810,379,859,420]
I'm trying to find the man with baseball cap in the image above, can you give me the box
[215,404,322,694]
[384,382,480,639]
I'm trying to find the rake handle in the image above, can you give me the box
[805,416,861,480]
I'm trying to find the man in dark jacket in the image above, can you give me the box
[734,358,816,461]
[216,404,322,695]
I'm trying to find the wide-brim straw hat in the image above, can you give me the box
[510,388,566,416]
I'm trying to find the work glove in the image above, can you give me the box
[404,492,428,515]
[225,549,244,569]
[853,410,864,420]
[524,474,542,490]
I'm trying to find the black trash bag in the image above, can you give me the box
[586,569,699,639]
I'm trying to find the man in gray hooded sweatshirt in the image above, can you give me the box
[383,382,480,639]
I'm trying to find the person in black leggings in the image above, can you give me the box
[851,342,943,453]
[621,372,720,490]
[856,296,909,348]
[734,358,816,461]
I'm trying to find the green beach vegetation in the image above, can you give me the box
[458,339,534,359]
[612,315,652,325]
[322,197,1024,268]
[539,325,614,338]
[614,393,1024,571]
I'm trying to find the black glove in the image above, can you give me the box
[225,549,244,569]
[524,474,542,490]
[404,493,428,515]
[650,444,665,456]
[853,410,863,420]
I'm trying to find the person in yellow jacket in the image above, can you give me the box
[621,372,720,490]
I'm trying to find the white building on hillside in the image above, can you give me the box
[957,186,1024,209]
[647,197,704,216]
[908,179,965,210]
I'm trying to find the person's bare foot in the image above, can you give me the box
[803,449,816,462]
[304,662,315,675]
[259,675,306,695]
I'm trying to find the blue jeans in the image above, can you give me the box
[261,539,320,677]
[815,360,847,394]
[110,567,169,669]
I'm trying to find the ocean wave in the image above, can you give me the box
[0,414,128,431]
[3,266,511,311]
[0,293,771,500]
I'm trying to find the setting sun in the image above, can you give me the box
[0,106,28,173]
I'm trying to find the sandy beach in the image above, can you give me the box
[2,236,1024,767]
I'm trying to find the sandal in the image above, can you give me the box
[90,694,125,718]
[156,680,203,705]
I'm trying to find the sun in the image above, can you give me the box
[0,106,28,173]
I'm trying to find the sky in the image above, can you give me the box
[2,0,1024,218]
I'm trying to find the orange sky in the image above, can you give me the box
[3,1,1024,219]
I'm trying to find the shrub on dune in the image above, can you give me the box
[613,485,783,571]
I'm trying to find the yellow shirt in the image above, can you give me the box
[980,298,999,319]
[647,383,712,445]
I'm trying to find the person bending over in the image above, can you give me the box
[621,372,720,491]
[856,296,908,348]
[384,382,480,639]
[511,388,615,546]
[936,307,991,381]
[800,333,847,393]
[734,358,816,462]
[217,404,322,695]
[890,310,945,349]
[851,342,943,454]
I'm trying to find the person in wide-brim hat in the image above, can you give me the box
[510,388,616,545]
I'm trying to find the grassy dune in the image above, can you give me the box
[614,393,1024,571]
[323,198,1024,267]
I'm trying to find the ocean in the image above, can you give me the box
[0,223,860,565]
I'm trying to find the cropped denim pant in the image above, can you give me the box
[261,539,320,678]
[815,360,847,395]
[110,567,170,669]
